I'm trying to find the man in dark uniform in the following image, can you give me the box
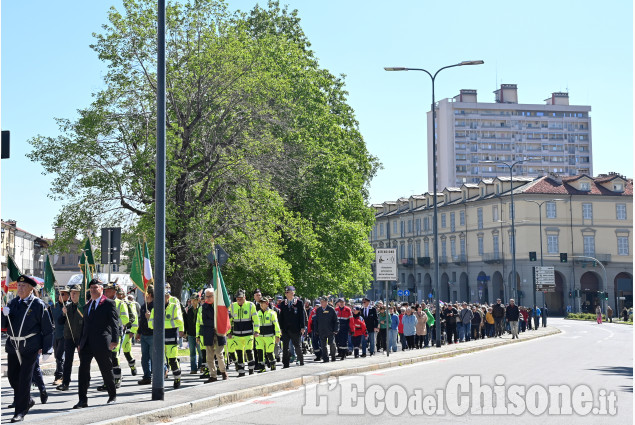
[361,297,378,357]
[2,275,54,423]
[313,296,339,362]
[57,284,83,391]
[74,278,119,408]
[51,287,70,385]
[277,286,307,368]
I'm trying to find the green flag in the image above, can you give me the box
[44,255,57,307]
[130,241,144,293]
[78,238,96,314]
[6,255,21,284]
[78,238,96,269]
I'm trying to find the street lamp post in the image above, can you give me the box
[526,198,564,311]
[385,60,484,347]
[481,158,537,302]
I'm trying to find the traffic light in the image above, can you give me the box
[604,292,609,300]
[529,251,537,262]
[568,291,573,298]
[560,253,568,263]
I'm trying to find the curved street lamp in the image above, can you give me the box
[385,60,484,347]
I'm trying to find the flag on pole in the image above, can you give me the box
[3,255,21,306]
[143,241,154,288]
[78,238,96,314]
[44,255,57,307]
[213,260,231,335]
[130,241,145,293]
[6,255,21,291]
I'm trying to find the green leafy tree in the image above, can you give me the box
[29,0,379,299]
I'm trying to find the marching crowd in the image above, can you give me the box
[3,274,551,423]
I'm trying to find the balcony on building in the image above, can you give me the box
[483,252,502,264]
[417,257,431,267]
[401,258,415,267]
[574,253,611,265]
[453,254,467,265]
[438,256,449,266]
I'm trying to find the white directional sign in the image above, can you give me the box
[535,266,556,292]
[376,248,397,281]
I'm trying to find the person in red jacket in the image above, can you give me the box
[307,302,321,361]
[335,298,353,360]
[350,307,367,358]
[397,307,406,350]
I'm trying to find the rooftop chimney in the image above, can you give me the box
[494,84,518,104]
[454,89,477,103]
[545,92,569,105]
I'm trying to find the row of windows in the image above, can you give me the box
[391,234,630,259]
[454,110,588,119]
[374,203,629,239]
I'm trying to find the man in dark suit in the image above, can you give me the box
[74,278,120,408]
[2,275,54,423]
[361,297,378,357]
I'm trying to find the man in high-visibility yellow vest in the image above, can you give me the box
[228,289,259,377]
[98,282,129,390]
[117,287,138,376]
[256,297,280,372]
[148,284,184,389]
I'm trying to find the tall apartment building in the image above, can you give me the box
[428,84,592,191]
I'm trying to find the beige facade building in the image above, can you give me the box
[370,172,632,315]
[428,84,592,191]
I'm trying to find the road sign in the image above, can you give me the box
[376,249,397,281]
[397,290,404,296]
[404,289,410,296]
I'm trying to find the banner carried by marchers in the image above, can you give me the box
[44,255,57,306]
[130,241,145,293]
[212,255,231,335]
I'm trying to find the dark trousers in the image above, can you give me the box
[405,335,415,349]
[351,335,362,356]
[8,350,38,415]
[63,338,78,385]
[311,332,321,358]
[494,317,504,336]
[471,325,481,340]
[32,354,45,392]
[377,329,386,351]
[335,327,349,356]
[281,332,303,366]
[446,324,458,343]
[78,345,116,401]
[319,334,336,360]
[533,316,540,330]
[54,337,65,379]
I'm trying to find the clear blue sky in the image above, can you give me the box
[1,0,632,239]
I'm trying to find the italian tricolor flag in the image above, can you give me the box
[213,263,231,335]
[143,241,154,287]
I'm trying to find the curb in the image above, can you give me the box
[1,356,191,378]
[94,327,561,425]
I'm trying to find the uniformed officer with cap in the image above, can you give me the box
[2,275,54,422]
[228,289,259,376]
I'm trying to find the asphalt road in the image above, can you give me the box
[163,319,633,424]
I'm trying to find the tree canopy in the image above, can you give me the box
[29,0,379,299]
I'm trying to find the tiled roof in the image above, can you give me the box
[522,176,633,196]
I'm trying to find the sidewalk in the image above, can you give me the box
[1,326,559,425]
